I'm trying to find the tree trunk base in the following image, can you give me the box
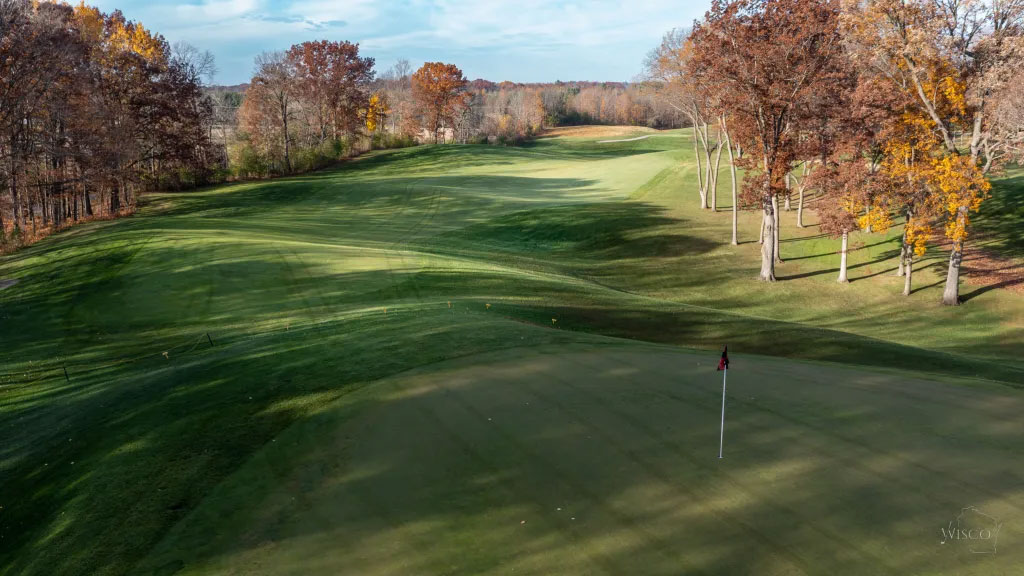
[941,244,963,306]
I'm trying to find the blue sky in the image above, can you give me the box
[91,0,710,85]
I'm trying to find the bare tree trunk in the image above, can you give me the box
[942,238,964,306]
[723,119,738,245]
[784,174,791,210]
[897,218,905,276]
[760,201,776,282]
[796,162,807,227]
[773,194,782,263]
[9,163,22,232]
[759,217,765,245]
[28,191,35,235]
[796,188,804,228]
[863,205,872,234]
[281,98,292,173]
[837,232,849,283]
[903,253,913,296]
[695,123,709,209]
[711,126,723,212]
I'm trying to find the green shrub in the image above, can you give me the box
[371,132,417,150]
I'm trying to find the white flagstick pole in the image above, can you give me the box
[718,366,727,459]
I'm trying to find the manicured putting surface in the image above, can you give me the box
[140,344,1024,575]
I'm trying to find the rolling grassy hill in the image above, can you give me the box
[1,128,1021,575]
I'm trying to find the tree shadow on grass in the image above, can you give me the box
[776,254,898,281]
[960,276,1023,302]
[972,172,1024,261]
[132,343,1024,576]
[433,202,714,261]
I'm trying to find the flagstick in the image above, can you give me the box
[718,366,727,459]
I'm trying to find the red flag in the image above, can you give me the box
[717,345,729,371]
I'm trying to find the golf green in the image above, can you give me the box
[140,344,1023,575]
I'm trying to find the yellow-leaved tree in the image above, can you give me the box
[842,0,1022,304]
[366,93,389,134]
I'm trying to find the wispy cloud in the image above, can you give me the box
[90,0,708,83]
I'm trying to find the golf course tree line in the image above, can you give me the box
[235,49,482,174]
[236,41,377,176]
[0,0,218,251]
[232,55,691,173]
[652,0,1024,304]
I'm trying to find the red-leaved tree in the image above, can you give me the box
[411,62,470,144]
[690,0,846,281]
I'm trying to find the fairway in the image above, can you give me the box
[1,128,1022,575]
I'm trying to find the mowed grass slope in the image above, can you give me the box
[0,127,1021,575]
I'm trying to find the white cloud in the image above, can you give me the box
[282,0,380,26]
[173,0,261,23]
[91,0,708,83]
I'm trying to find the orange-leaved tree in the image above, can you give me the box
[411,62,469,144]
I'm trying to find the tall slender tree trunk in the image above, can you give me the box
[941,207,968,306]
[695,123,709,209]
[84,188,93,216]
[711,126,723,212]
[796,188,804,228]
[110,184,120,214]
[942,241,963,306]
[837,232,849,283]
[796,162,807,227]
[760,200,776,282]
[903,253,913,296]
[28,192,35,235]
[772,195,782,263]
[724,123,738,245]
[281,97,292,173]
[784,174,791,210]
[10,162,22,233]
[896,216,908,277]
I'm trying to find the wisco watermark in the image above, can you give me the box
[940,506,1002,554]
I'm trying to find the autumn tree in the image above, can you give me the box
[241,51,296,173]
[411,62,470,144]
[366,93,388,134]
[843,0,1024,304]
[691,0,847,281]
[647,29,725,212]
[0,1,214,248]
[286,40,374,145]
[814,162,892,283]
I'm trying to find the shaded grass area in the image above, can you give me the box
[140,346,1024,575]
[0,128,1021,575]
[974,169,1024,260]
